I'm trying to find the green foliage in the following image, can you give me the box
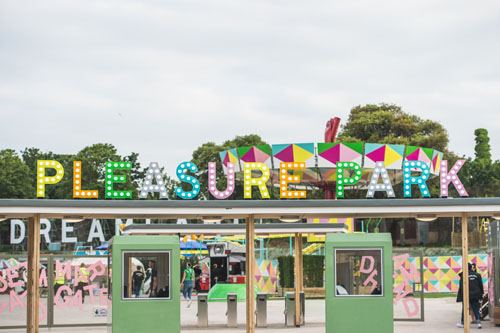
[460,129,500,197]
[277,255,325,288]
[277,256,295,288]
[0,149,33,198]
[337,103,449,152]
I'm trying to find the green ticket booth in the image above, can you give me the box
[108,235,180,333]
[325,233,393,333]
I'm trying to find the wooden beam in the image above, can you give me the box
[245,215,255,333]
[33,214,40,333]
[462,212,469,333]
[294,232,303,326]
[27,216,34,333]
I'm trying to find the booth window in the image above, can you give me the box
[122,251,171,300]
[335,248,383,297]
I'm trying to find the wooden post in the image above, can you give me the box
[33,214,40,333]
[462,213,469,333]
[26,214,41,333]
[245,215,255,333]
[294,232,303,326]
[27,216,34,333]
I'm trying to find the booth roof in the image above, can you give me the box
[0,198,500,219]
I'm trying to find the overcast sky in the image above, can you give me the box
[1,0,499,177]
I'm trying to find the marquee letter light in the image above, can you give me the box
[403,160,430,198]
[105,161,132,199]
[73,161,98,198]
[208,162,235,199]
[243,162,270,199]
[139,162,168,199]
[279,162,306,199]
[366,162,395,198]
[174,162,200,199]
[336,162,362,198]
[36,160,64,198]
[439,160,468,197]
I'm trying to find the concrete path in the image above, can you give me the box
[3,297,497,332]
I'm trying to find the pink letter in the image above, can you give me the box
[70,290,83,310]
[84,284,97,304]
[0,301,8,313]
[362,270,378,292]
[360,256,375,274]
[87,261,105,281]
[39,268,48,287]
[9,290,24,311]
[55,260,72,280]
[54,286,72,308]
[0,275,7,292]
[208,162,235,199]
[403,298,419,317]
[440,160,468,197]
[99,289,108,306]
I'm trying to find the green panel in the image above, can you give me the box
[405,145,419,156]
[325,233,393,333]
[237,146,252,158]
[110,235,180,333]
[256,144,271,156]
[343,142,364,154]
[422,147,433,160]
[317,143,336,155]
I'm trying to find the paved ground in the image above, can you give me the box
[3,297,498,332]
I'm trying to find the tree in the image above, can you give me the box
[0,149,33,198]
[461,129,499,197]
[337,104,449,152]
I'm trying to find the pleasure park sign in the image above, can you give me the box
[33,142,468,200]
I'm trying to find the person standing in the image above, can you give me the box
[181,263,195,307]
[457,262,484,329]
[132,266,145,297]
[148,260,157,297]
[76,263,89,303]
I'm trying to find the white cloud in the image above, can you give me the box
[1,0,499,178]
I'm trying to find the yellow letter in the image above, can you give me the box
[243,163,270,199]
[36,160,64,198]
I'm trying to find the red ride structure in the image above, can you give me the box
[320,117,341,199]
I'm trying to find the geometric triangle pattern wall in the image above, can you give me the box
[393,254,489,293]
[254,259,279,294]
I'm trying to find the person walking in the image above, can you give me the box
[131,266,145,297]
[457,262,484,329]
[181,263,195,307]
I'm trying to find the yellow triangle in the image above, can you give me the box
[228,152,238,164]
[293,144,313,162]
[434,154,441,173]
[384,145,402,167]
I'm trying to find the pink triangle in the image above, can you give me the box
[406,149,421,161]
[319,144,340,164]
[241,147,256,162]
[274,145,294,162]
[429,268,439,274]
[366,146,386,162]
[223,153,231,167]
[417,150,430,164]
[471,257,477,264]
[446,281,452,290]
[446,258,451,267]
[339,144,361,162]
[452,267,461,273]
[266,262,272,273]
[253,147,270,163]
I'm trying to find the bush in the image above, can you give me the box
[277,255,325,288]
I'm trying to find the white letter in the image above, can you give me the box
[40,219,51,244]
[115,219,133,235]
[87,219,105,243]
[62,221,77,243]
[10,219,25,244]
